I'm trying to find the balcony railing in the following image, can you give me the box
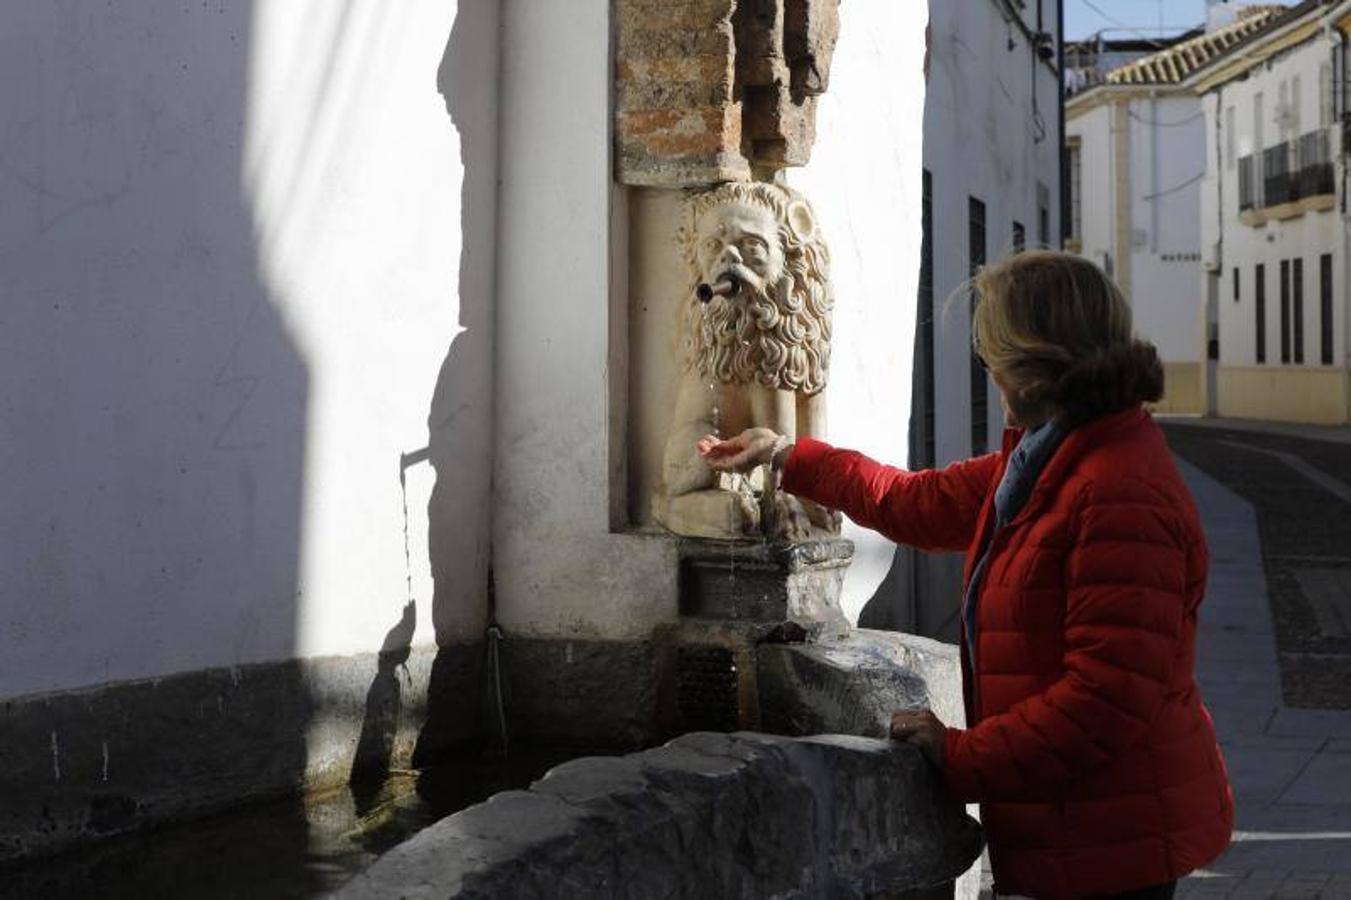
[1263,143,1296,206]
[1298,129,1335,198]
[1241,128,1336,216]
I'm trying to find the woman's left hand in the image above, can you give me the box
[697,428,783,474]
[889,709,947,767]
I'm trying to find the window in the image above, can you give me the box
[1338,41,1350,121]
[1254,92,1265,205]
[1013,221,1026,255]
[1233,267,1240,304]
[1037,182,1051,249]
[969,197,988,455]
[1321,63,1334,129]
[1291,76,1302,143]
[1256,263,1267,364]
[1278,80,1291,143]
[1322,254,1334,366]
[1299,129,1334,198]
[1280,259,1291,364]
[1069,142,1083,241]
[1239,155,1257,211]
[916,169,936,468]
[1265,142,1295,206]
[1225,106,1237,171]
[1294,258,1305,365]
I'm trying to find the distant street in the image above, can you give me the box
[1162,419,1351,898]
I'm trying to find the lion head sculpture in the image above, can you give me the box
[680,182,833,394]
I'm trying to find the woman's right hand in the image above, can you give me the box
[696,428,783,474]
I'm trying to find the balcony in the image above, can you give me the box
[1298,129,1335,198]
[1238,128,1338,227]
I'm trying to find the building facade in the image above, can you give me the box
[1199,1,1351,424]
[1065,5,1285,416]
[870,0,1064,640]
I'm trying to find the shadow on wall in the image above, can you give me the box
[0,0,306,703]
[410,0,500,768]
[0,0,319,884]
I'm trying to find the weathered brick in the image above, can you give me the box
[743,87,817,168]
[613,0,837,186]
[616,55,734,90]
[616,25,733,61]
[619,105,742,158]
[785,0,841,98]
[616,55,735,113]
[616,0,730,33]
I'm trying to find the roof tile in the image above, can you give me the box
[1104,7,1287,86]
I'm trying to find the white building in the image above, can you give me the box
[1065,4,1286,416]
[1198,0,1351,424]
[866,0,1064,639]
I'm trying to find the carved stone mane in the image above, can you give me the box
[680,183,833,395]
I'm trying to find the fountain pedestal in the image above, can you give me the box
[658,537,854,737]
[677,538,853,640]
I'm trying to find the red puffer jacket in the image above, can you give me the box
[783,407,1233,899]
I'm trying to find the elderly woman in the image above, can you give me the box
[699,251,1233,900]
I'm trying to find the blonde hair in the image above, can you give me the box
[971,250,1163,425]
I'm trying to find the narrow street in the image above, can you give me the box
[1161,420,1351,897]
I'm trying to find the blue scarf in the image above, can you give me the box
[961,419,1070,674]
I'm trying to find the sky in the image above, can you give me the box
[1062,0,1294,41]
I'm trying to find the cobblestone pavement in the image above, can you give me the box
[1163,421,1351,711]
[1166,420,1351,898]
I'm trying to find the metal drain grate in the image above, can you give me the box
[675,645,739,732]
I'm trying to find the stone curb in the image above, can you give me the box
[330,731,982,899]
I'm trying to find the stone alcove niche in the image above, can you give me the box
[614,0,858,731]
[616,0,842,546]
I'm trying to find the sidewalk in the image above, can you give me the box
[1158,415,1351,447]
[1175,457,1351,898]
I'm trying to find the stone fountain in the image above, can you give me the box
[651,181,854,654]
[615,4,943,746]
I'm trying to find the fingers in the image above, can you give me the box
[889,709,937,740]
[697,429,782,473]
[697,433,757,473]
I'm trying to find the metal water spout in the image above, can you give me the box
[696,276,741,303]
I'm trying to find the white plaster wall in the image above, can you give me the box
[925,0,1064,466]
[1069,103,1116,270]
[1072,93,1205,364]
[0,1,495,699]
[1128,95,1205,364]
[1205,31,1348,370]
[786,1,928,620]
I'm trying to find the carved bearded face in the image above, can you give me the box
[693,202,785,296]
